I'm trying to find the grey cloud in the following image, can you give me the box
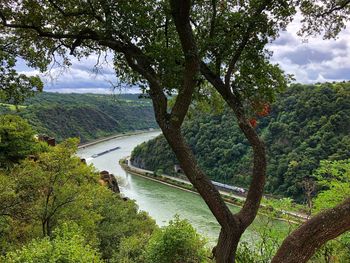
[321,67,350,80]
[306,69,321,81]
[73,63,115,75]
[282,47,333,65]
[271,31,298,46]
[331,40,348,50]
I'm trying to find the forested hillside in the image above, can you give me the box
[131,82,350,201]
[0,92,158,143]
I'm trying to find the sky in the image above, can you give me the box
[16,16,350,94]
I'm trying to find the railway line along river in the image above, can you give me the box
[77,130,289,245]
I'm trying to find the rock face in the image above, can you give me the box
[130,156,146,169]
[100,170,120,193]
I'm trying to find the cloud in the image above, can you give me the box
[281,47,333,65]
[268,15,350,84]
[15,53,140,94]
[322,66,350,80]
[13,14,350,93]
[271,32,298,46]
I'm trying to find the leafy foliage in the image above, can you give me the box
[131,82,350,201]
[145,216,210,263]
[313,159,350,212]
[299,0,350,39]
[0,114,41,168]
[0,137,157,261]
[2,223,103,263]
[0,41,42,107]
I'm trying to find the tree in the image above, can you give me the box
[0,114,39,168]
[311,159,350,262]
[0,39,43,107]
[9,138,99,237]
[313,159,350,212]
[1,1,349,262]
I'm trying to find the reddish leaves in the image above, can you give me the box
[249,118,257,127]
[257,104,271,117]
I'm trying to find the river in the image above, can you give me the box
[77,131,289,245]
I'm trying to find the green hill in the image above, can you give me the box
[131,82,350,201]
[0,92,158,143]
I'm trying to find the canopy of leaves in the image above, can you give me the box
[0,137,157,261]
[0,0,295,106]
[313,159,350,212]
[0,40,42,107]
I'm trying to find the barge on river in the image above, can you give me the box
[92,146,121,158]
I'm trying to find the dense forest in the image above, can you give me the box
[131,82,350,202]
[0,92,158,143]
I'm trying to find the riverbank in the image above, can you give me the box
[78,129,160,149]
[120,158,243,205]
[120,157,308,223]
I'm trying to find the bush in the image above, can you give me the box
[145,216,210,263]
[2,223,103,263]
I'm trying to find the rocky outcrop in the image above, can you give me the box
[99,170,120,193]
[130,156,146,169]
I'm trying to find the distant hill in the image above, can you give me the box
[0,92,158,143]
[131,82,350,202]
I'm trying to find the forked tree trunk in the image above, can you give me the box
[159,126,261,263]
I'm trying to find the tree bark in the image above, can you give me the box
[215,222,244,263]
[271,198,350,263]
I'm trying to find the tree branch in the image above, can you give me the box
[162,128,236,229]
[1,9,170,130]
[224,1,269,87]
[47,0,90,17]
[0,12,99,41]
[272,198,350,263]
[201,61,266,228]
[169,0,200,128]
[317,0,350,17]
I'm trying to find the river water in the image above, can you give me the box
[77,131,288,245]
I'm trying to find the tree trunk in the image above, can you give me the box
[215,226,243,263]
